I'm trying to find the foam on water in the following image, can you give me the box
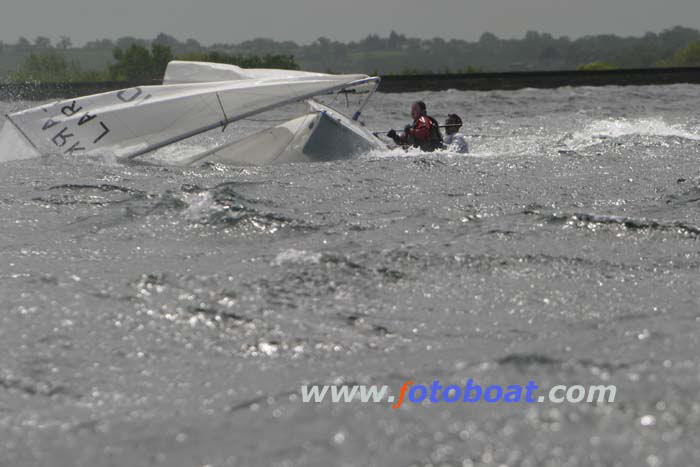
[272,248,323,266]
[564,117,700,150]
[361,145,426,160]
[149,142,210,166]
[181,191,222,221]
[362,144,479,161]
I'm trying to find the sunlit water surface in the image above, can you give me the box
[2,85,700,466]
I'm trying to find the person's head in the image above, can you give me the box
[411,101,427,120]
[445,114,463,135]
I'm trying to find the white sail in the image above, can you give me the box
[163,61,379,105]
[163,60,329,84]
[5,73,369,160]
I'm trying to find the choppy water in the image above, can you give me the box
[2,85,700,466]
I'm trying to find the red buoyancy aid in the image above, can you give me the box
[404,115,443,151]
[408,115,434,141]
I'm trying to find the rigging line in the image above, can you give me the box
[216,93,229,132]
[329,87,358,105]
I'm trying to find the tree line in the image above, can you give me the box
[4,44,300,83]
[1,27,700,82]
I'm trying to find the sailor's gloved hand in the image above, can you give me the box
[386,129,398,140]
[404,124,412,133]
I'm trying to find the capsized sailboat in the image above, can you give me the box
[2,61,386,165]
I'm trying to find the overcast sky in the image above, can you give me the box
[1,0,699,46]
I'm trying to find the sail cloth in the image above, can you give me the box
[162,61,378,100]
[5,73,369,160]
[163,60,330,84]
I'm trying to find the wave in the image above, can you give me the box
[33,184,147,206]
[561,117,700,150]
[181,183,313,231]
[535,210,700,236]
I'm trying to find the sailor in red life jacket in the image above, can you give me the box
[387,101,444,152]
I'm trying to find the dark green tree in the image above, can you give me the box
[577,61,617,71]
[110,44,173,81]
[657,42,700,67]
[15,37,32,52]
[57,36,72,50]
[11,50,84,82]
[34,36,52,49]
[85,38,115,49]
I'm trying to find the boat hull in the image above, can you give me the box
[181,101,386,166]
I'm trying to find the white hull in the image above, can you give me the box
[181,101,386,167]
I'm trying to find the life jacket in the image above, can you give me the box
[406,115,444,152]
[426,116,444,150]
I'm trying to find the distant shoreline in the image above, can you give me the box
[379,67,700,92]
[2,67,700,101]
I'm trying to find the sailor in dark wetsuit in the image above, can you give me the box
[387,101,444,152]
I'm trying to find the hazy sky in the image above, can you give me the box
[1,0,699,46]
